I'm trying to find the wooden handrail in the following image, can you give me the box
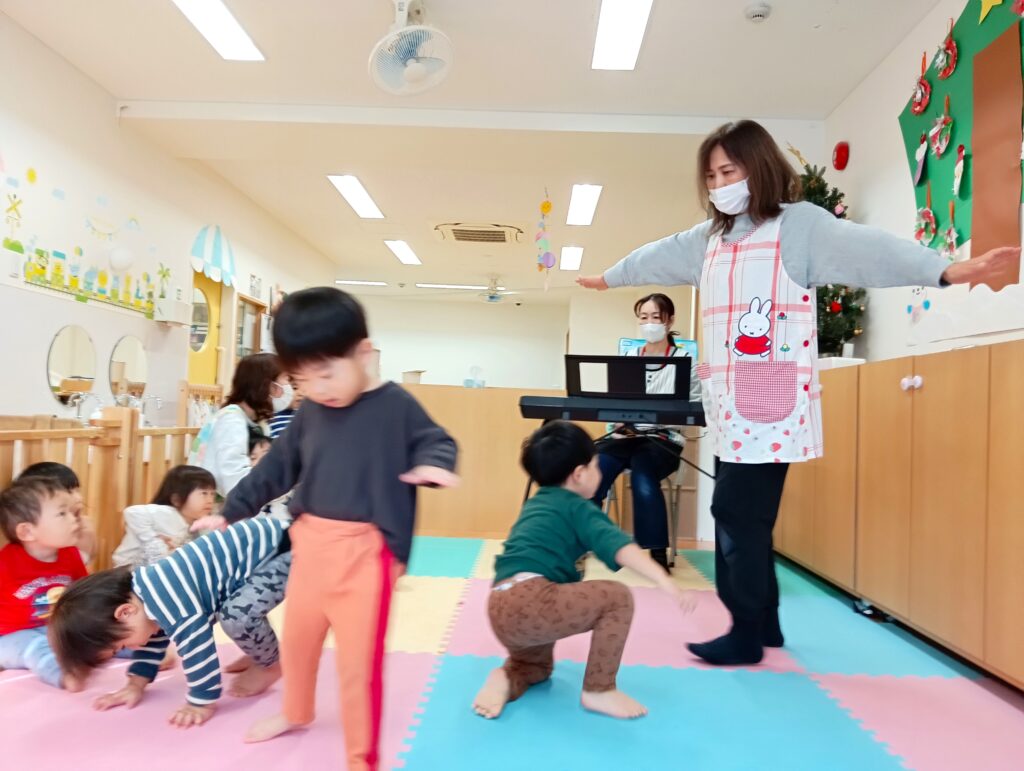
[0,428,102,440]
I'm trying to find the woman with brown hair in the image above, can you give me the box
[591,292,700,572]
[189,352,293,497]
[578,120,1018,667]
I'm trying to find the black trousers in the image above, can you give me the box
[712,458,790,625]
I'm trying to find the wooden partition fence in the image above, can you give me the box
[0,407,201,569]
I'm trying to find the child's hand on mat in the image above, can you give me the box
[576,275,609,291]
[190,514,227,532]
[661,582,698,614]
[399,466,460,488]
[169,703,215,728]
[94,678,146,711]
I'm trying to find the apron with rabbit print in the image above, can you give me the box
[694,214,824,464]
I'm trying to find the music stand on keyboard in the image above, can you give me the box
[564,354,691,400]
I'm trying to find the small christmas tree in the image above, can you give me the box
[798,163,866,356]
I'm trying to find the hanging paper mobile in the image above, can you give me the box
[915,183,937,246]
[952,144,966,196]
[535,192,555,276]
[913,133,928,186]
[934,18,958,79]
[911,52,931,115]
[940,200,959,262]
[929,95,953,157]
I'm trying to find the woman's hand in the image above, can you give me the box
[941,246,1021,288]
[190,514,228,533]
[576,275,609,291]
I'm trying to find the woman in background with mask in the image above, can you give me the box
[189,352,292,498]
[578,120,1019,668]
[591,293,700,573]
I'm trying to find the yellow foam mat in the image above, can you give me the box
[386,575,468,653]
[582,552,714,591]
[471,539,506,580]
[214,575,470,653]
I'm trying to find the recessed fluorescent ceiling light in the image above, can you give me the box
[591,0,654,71]
[384,240,422,265]
[566,184,603,226]
[415,283,505,290]
[171,0,264,61]
[560,247,584,271]
[335,280,387,286]
[327,175,385,219]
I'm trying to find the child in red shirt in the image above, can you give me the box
[0,477,88,689]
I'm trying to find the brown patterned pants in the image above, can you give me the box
[487,577,634,701]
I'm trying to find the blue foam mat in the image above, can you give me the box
[399,654,903,771]
[407,536,485,578]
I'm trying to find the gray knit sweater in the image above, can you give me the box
[604,202,949,291]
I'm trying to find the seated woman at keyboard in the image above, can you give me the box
[591,293,699,572]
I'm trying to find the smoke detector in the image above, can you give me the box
[745,3,771,23]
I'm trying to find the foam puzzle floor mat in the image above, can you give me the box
[3,538,1022,770]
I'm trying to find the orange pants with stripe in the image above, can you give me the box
[282,515,397,771]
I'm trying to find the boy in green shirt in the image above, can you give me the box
[474,421,693,721]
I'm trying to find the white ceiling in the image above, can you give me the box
[2,0,940,118]
[1,0,942,303]
[132,120,706,302]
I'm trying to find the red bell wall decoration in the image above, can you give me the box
[832,141,850,171]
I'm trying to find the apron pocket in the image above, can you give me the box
[734,360,797,424]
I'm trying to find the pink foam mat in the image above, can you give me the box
[0,645,438,770]
[813,673,1024,771]
[446,579,803,672]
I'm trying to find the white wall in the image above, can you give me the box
[0,282,189,419]
[0,15,338,421]
[824,0,1024,361]
[358,296,569,390]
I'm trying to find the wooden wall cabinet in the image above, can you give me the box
[908,347,989,658]
[776,365,858,591]
[855,357,913,616]
[984,340,1024,685]
[776,342,1024,689]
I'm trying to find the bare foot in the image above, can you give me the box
[224,654,254,674]
[580,689,648,719]
[158,650,177,671]
[62,673,85,693]
[245,713,310,743]
[229,663,282,698]
[472,668,510,719]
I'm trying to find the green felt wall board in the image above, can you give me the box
[898,0,1024,245]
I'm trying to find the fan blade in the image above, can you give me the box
[374,50,409,91]
[414,56,446,77]
[394,28,431,62]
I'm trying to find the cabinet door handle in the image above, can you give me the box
[911,375,923,390]
[900,376,913,391]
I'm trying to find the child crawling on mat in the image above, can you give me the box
[473,420,695,721]
[48,517,291,727]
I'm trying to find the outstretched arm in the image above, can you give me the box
[578,221,713,291]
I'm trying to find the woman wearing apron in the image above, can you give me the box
[578,120,1019,666]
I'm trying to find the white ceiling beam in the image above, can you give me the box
[117,100,823,144]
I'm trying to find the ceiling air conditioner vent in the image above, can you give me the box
[434,223,523,244]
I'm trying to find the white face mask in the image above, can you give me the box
[271,382,294,413]
[708,178,751,215]
[639,323,667,344]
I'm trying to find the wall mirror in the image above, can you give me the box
[47,325,96,404]
[110,335,148,399]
